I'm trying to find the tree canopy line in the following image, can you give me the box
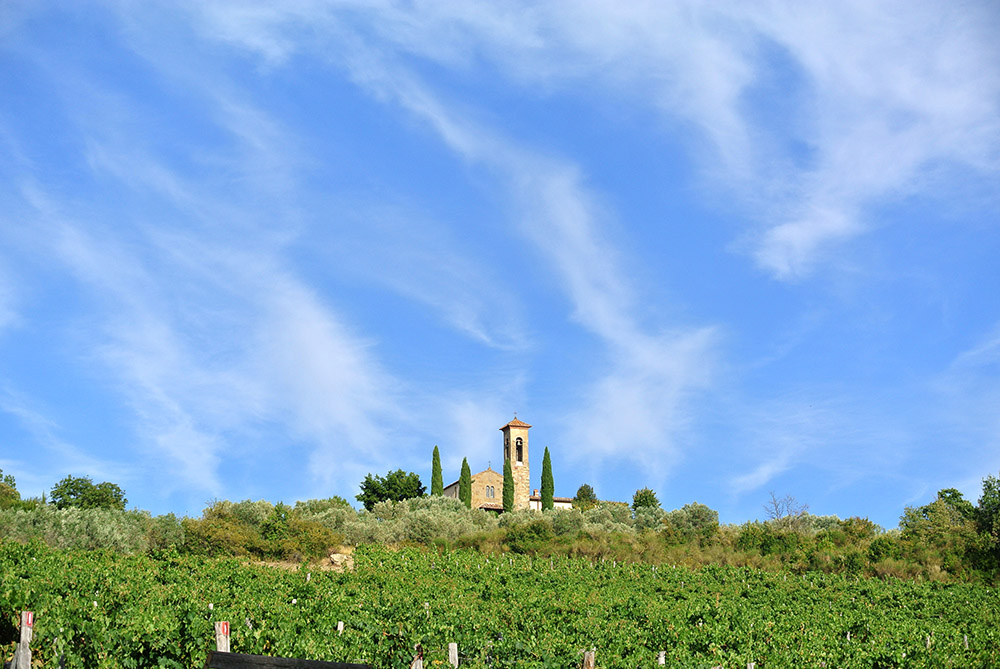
[2,461,1000,584]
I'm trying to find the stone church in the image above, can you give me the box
[443,417,573,512]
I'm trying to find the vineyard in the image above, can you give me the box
[2,540,997,668]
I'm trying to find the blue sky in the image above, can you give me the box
[1,2,998,528]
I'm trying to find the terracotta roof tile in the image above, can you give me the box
[499,417,531,429]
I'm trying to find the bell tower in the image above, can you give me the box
[500,416,531,510]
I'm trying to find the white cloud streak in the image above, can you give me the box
[171,0,722,476]
[726,395,910,498]
[2,13,544,502]
[19,183,409,499]
[0,387,130,495]
[324,203,529,350]
[192,0,1000,278]
[936,324,1000,484]
[0,264,17,335]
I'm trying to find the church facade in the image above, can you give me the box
[443,417,573,512]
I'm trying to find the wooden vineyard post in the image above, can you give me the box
[448,642,459,667]
[657,650,665,665]
[582,649,595,669]
[215,621,231,653]
[11,611,33,669]
[410,643,423,669]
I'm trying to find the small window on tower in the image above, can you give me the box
[516,437,523,464]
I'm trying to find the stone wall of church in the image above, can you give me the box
[470,468,503,509]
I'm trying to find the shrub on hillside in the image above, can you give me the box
[867,532,902,563]
[0,507,149,552]
[295,497,353,515]
[504,518,555,554]
[201,499,275,528]
[663,503,719,544]
[498,509,536,528]
[633,506,667,532]
[182,515,258,556]
[340,496,497,545]
[306,505,357,534]
[808,515,845,533]
[141,511,185,551]
[840,516,882,540]
[736,521,803,556]
[582,504,634,535]
[546,508,585,536]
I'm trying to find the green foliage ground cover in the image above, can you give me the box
[2,541,997,668]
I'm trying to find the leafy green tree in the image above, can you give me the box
[0,468,20,509]
[503,458,514,513]
[541,447,554,511]
[632,487,660,511]
[977,473,1000,536]
[573,484,598,511]
[936,488,976,521]
[260,502,292,543]
[459,458,472,508]
[900,492,982,575]
[356,469,426,511]
[977,473,1000,563]
[50,475,127,510]
[431,445,444,496]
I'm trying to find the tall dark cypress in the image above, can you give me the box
[541,446,554,511]
[459,458,472,508]
[503,457,514,513]
[431,445,443,496]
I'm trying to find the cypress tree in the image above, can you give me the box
[503,457,514,513]
[459,458,472,508]
[541,446,554,511]
[431,445,443,496]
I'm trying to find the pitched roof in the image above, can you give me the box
[444,466,501,490]
[499,417,531,429]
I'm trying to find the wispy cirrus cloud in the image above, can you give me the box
[320,202,529,351]
[194,0,1000,279]
[225,19,722,476]
[934,324,1000,489]
[17,178,407,501]
[741,2,1000,277]
[725,392,915,510]
[0,386,132,496]
[1,10,546,503]
[0,265,17,335]
[728,321,1000,506]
